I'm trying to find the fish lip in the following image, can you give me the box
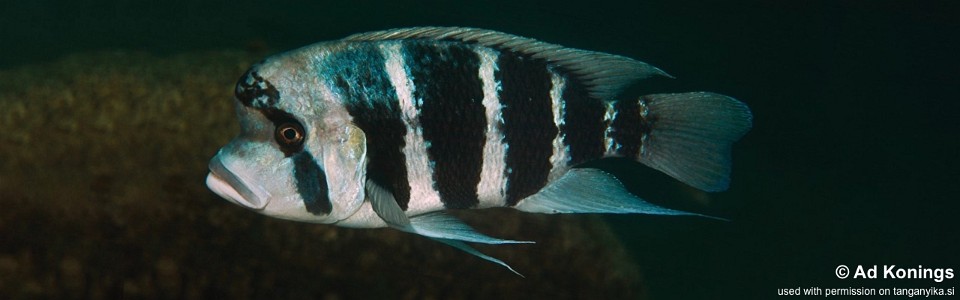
[206,157,268,210]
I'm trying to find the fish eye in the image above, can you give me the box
[275,122,305,147]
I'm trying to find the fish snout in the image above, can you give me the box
[206,156,269,210]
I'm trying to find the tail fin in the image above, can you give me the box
[636,92,752,192]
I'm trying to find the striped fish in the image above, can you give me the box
[205,27,752,274]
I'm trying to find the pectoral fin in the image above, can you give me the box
[366,179,411,227]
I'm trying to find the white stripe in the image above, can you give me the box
[380,43,443,215]
[547,72,569,182]
[603,102,619,155]
[297,50,352,127]
[474,48,508,207]
[638,98,650,157]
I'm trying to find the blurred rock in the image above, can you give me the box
[0,51,645,299]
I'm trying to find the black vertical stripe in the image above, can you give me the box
[326,44,412,210]
[560,81,607,165]
[497,51,558,206]
[404,42,486,209]
[610,99,648,158]
[257,108,305,157]
[293,152,332,215]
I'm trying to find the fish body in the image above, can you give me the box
[206,27,752,273]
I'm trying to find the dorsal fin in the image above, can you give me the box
[343,27,670,100]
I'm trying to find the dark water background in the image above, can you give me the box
[2,0,958,299]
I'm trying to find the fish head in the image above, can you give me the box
[206,59,367,224]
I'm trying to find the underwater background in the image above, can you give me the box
[1,0,957,299]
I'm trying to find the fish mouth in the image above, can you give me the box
[206,157,268,210]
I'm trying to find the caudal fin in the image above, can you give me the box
[636,92,752,192]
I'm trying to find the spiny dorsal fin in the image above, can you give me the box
[343,27,670,100]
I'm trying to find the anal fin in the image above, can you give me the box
[514,168,724,220]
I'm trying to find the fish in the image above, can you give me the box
[205,27,752,274]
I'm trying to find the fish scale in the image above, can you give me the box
[326,44,413,211]
[404,42,487,210]
[205,27,752,275]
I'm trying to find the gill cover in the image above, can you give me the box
[316,124,368,223]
